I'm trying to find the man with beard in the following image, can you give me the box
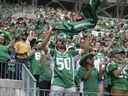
[50,32,78,96]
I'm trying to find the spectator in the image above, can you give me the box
[107,52,128,96]
[30,39,52,96]
[76,53,99,96]
[0,2,128,96]
[30,27,52,96]
[92,41,105,96]
[0,33,10,78]
[50,32,78,96]
[14,34,31,65]
[13,34,31,79]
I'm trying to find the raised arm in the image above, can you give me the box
[41,26,53,55]
[42,26,52,47]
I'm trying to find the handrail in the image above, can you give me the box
[22,64,37,82]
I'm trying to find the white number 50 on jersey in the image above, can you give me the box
[56,58,71,70]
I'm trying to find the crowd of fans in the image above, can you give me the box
[0,1,128,96]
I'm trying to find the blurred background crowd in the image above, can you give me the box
[0,1,128,96]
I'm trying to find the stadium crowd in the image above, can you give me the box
[0,0,128,96]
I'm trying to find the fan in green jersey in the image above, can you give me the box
[0,33,10,78]
[76,53,99,96]
[30,26,52,96]
[107,51,128,96]
[50,32,78,96]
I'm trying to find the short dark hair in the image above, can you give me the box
[80,53,94,67]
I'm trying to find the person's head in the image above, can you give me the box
[109,49,126,63]
[80,54,94,68]
[91,47,97,55]
[94,41,101,50]
[56,32,67,52]
[36,39,43,50]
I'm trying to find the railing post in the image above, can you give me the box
[22,64,37,96]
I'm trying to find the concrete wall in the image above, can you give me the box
[0,79,25,96]
[0,88,25,96]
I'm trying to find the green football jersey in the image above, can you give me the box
[76,66,98,96]
[30,50,44,75]
[30,50,52,81]
[0,44,10,62]
[108,63,128,91]
[51,50,76,88]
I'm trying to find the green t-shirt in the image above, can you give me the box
[76,66,98,96]
[51,49,76,88]
[0,44,9,62]
[108,63,128,91]
[30,50,52,81]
